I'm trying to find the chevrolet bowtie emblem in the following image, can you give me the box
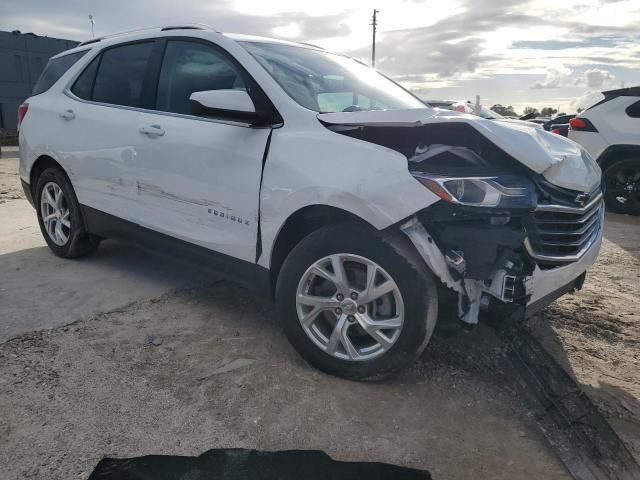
[575,193,590,206]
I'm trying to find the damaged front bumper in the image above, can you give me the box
[524,224,600,311]
[401,197,604,325]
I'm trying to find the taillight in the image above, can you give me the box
[551,128,560,135]
[569,117,598,132]
[17,103,29,127]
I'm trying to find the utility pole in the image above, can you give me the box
[88,15,95,37]
[371,9,379,68]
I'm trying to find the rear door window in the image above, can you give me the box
[91,42,154,108]
[32,50,87,95]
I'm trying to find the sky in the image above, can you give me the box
[2,0,639,114]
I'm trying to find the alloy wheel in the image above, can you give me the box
[607,165,640,211]
[295,253,404,361]
[40,182,71,246]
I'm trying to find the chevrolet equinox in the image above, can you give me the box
[19,25,603,380]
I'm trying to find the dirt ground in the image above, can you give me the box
[0,148,25,203]
[1,149,638,479]
[531,213,640,459]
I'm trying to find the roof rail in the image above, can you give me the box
[78,23,216,47]
[298,42,326,50]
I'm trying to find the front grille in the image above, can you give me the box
[524,193,603,264]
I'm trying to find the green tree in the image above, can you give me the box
[490,104,517,116]
[523,106,539,115]
[540,107,558,117]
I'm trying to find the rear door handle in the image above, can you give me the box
[59,109,75,120]
[139,125,165,137]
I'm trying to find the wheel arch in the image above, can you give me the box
[597,144,640,172]
[29,155,71,198]
[266,204,376,298]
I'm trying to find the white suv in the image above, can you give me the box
[569,87,640,215]
[19,25,603,379]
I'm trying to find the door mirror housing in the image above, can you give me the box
[189,90,271,126]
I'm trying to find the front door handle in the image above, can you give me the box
[139,125,165,137]
[59,109,75,120]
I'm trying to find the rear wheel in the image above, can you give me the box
[275,224,438,380]
[603,158,640,215]
[35,167,101,257]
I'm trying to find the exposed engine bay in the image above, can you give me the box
[323,120,603,325]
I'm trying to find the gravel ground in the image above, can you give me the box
[1,150,638,478]
[530,222,640,460]
[0,283,569,479]
[0,148,24,203]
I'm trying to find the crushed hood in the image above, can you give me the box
[318,108,601,192]
[494,118,543,129]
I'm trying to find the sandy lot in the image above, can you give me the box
[0,147,24,203]
[532,213,640,458]
[1,149,638,479]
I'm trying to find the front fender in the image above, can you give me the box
[258,127,439,269]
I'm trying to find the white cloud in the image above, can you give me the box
[532,65,572,89]
[570,91,605,111]
[0,0,639,111]
[575,68,615,88]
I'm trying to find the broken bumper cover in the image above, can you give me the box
[401,205,603,324]
[524,218,601,310]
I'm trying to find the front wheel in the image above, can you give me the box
[275,224,438,380]
[603,158,640,215]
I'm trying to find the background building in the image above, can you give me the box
[0,30,78,133]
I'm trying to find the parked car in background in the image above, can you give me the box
[549,123,569,137]
[569,86,640,215]
[544,114,576,131]
[526,117,550,127]
[18,25,603,379]
[423,99,456,110]
[424,100,543,129]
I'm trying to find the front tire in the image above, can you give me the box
[35,167,101,258]
[603,158,640,215]
[276,224,438,381]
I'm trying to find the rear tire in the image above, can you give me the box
[35,167,101,258]
[603,158,640,215]
[275,224,438,381]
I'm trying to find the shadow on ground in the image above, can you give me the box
[0,239,211,342]
[604,212,640,259]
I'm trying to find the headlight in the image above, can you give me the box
[412,174,537,209]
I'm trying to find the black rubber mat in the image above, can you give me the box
[87,448,432,480]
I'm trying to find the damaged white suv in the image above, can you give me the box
[19,26,603,379]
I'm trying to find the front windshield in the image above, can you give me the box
[240,41,425,113]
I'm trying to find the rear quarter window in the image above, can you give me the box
[626,100,640,118]
[32,50,87,96]
[71,55,100,100]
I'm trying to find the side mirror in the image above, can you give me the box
[189,90,271,126]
